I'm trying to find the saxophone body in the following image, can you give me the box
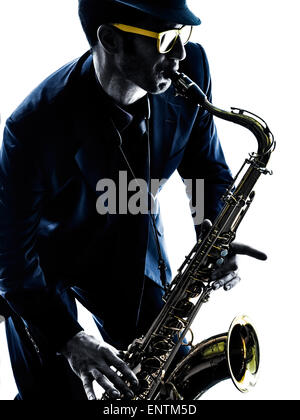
[102,72,275,400]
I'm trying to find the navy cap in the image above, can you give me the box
[109,0,201,26]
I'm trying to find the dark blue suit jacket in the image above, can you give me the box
[0,43,232,350]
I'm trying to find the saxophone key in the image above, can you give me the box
[141,357,161,374]
[186,281,203,297]
[173,299,194,318]
[151,337,174,355]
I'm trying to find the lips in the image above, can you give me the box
[156,58,178,75]
[162,66,179,79]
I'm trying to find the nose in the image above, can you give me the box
[167,35,186,61]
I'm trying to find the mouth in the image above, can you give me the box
[162,66,179,80]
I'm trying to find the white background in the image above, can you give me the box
[0,0,299,400]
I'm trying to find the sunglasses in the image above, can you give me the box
[112,23,193,54]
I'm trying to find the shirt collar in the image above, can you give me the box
[93,70,149,133]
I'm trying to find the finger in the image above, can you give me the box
[81,373,97,401]
[230,242,267,260]
[212,272,238,290]
[224,275,241,291]
[90,368,120,399]
[104,350,138,387]
[97,365,135,398]
[117,350,126,360]
[211,256,238,280]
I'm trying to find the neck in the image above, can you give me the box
[92,51,147,106]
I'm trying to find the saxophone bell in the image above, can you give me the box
[163,315,260,400]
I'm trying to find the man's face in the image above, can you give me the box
[114,18,187,95]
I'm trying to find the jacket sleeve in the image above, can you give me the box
[177,43,234,235]
[0,117,83,352]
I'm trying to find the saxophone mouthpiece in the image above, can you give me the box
[170,71,207,105]
[163,69,181,82]
[167,70,181,81]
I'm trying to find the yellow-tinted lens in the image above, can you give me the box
[179,25,193,44]
[159,30,178,53]
[158,26,193,53]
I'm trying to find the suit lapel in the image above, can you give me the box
[72,54,122,192]
[149,89,183,180]
[74,118,121,192]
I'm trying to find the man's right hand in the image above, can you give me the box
[60,331,139,400]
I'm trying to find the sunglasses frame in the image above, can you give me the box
[111,23,193,54]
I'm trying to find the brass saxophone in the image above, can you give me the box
[102,72,275,400]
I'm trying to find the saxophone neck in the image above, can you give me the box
[171,71,275,168]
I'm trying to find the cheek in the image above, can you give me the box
[119,38,169,92]
[131,38,165,73]
[121,53,163,83]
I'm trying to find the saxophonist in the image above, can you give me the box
[0,0,266,400]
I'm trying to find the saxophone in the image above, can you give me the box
[102,72,275,400]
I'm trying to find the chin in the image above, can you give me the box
[152,77,172,94]
[138,73,172,95]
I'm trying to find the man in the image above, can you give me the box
[0,0,266,400]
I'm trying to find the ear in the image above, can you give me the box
[97,25,122,54]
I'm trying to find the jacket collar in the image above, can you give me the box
[72,51,184,191]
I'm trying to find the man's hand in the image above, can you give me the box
[199,219,267,291]
[60,331,138,400]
